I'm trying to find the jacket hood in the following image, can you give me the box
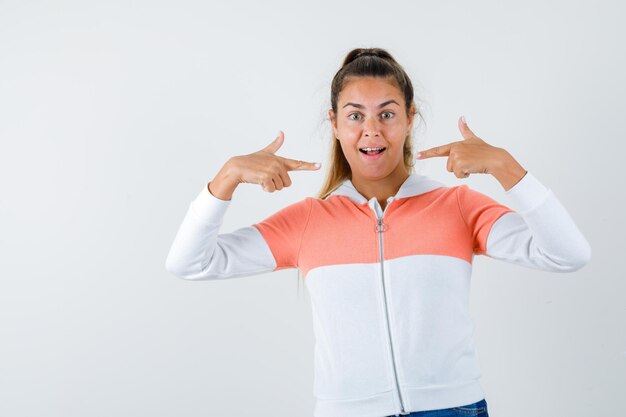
[328,172,447,205]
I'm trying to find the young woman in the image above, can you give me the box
[165,48,591,417]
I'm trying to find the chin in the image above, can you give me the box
[353,167,393,180]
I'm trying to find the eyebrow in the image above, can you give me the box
[342,99,400,109]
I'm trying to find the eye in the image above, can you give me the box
[381,111,394,119]
[348,113,362,121]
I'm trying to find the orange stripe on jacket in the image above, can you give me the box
[253,185,514,277]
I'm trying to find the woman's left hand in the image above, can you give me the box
[415,116,528,191]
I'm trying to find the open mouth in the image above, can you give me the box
[359,147,386,155]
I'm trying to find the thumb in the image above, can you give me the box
[263,130,284,154]
[458,116,477,139]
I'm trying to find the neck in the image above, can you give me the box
[351,166,410,205]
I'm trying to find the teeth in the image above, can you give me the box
[361,147,385,151]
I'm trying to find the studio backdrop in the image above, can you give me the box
[0,1,623,416]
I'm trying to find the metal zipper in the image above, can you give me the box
[372,198,409,415]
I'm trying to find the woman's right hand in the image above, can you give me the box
[208,131,321,200]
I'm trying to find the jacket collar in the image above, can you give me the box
[328,172,447,205]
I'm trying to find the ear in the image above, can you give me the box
[407,104,416,130]
[328,109,338,139]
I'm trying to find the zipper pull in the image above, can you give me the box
[375,218,388,233]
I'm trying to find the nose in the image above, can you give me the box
[363,116,380,137]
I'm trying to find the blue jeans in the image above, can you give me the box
[386,398,489,416]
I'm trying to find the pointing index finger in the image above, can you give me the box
[416,141,458,159]
[282,156,321,171]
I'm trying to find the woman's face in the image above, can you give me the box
[329,76,415,181]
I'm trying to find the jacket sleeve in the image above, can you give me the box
[457,172,591,272]
[165,182,308,281]
[251,195,312,271]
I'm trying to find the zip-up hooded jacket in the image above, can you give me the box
[165,171,591,417]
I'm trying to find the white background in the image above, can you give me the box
[1,0,624,416]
